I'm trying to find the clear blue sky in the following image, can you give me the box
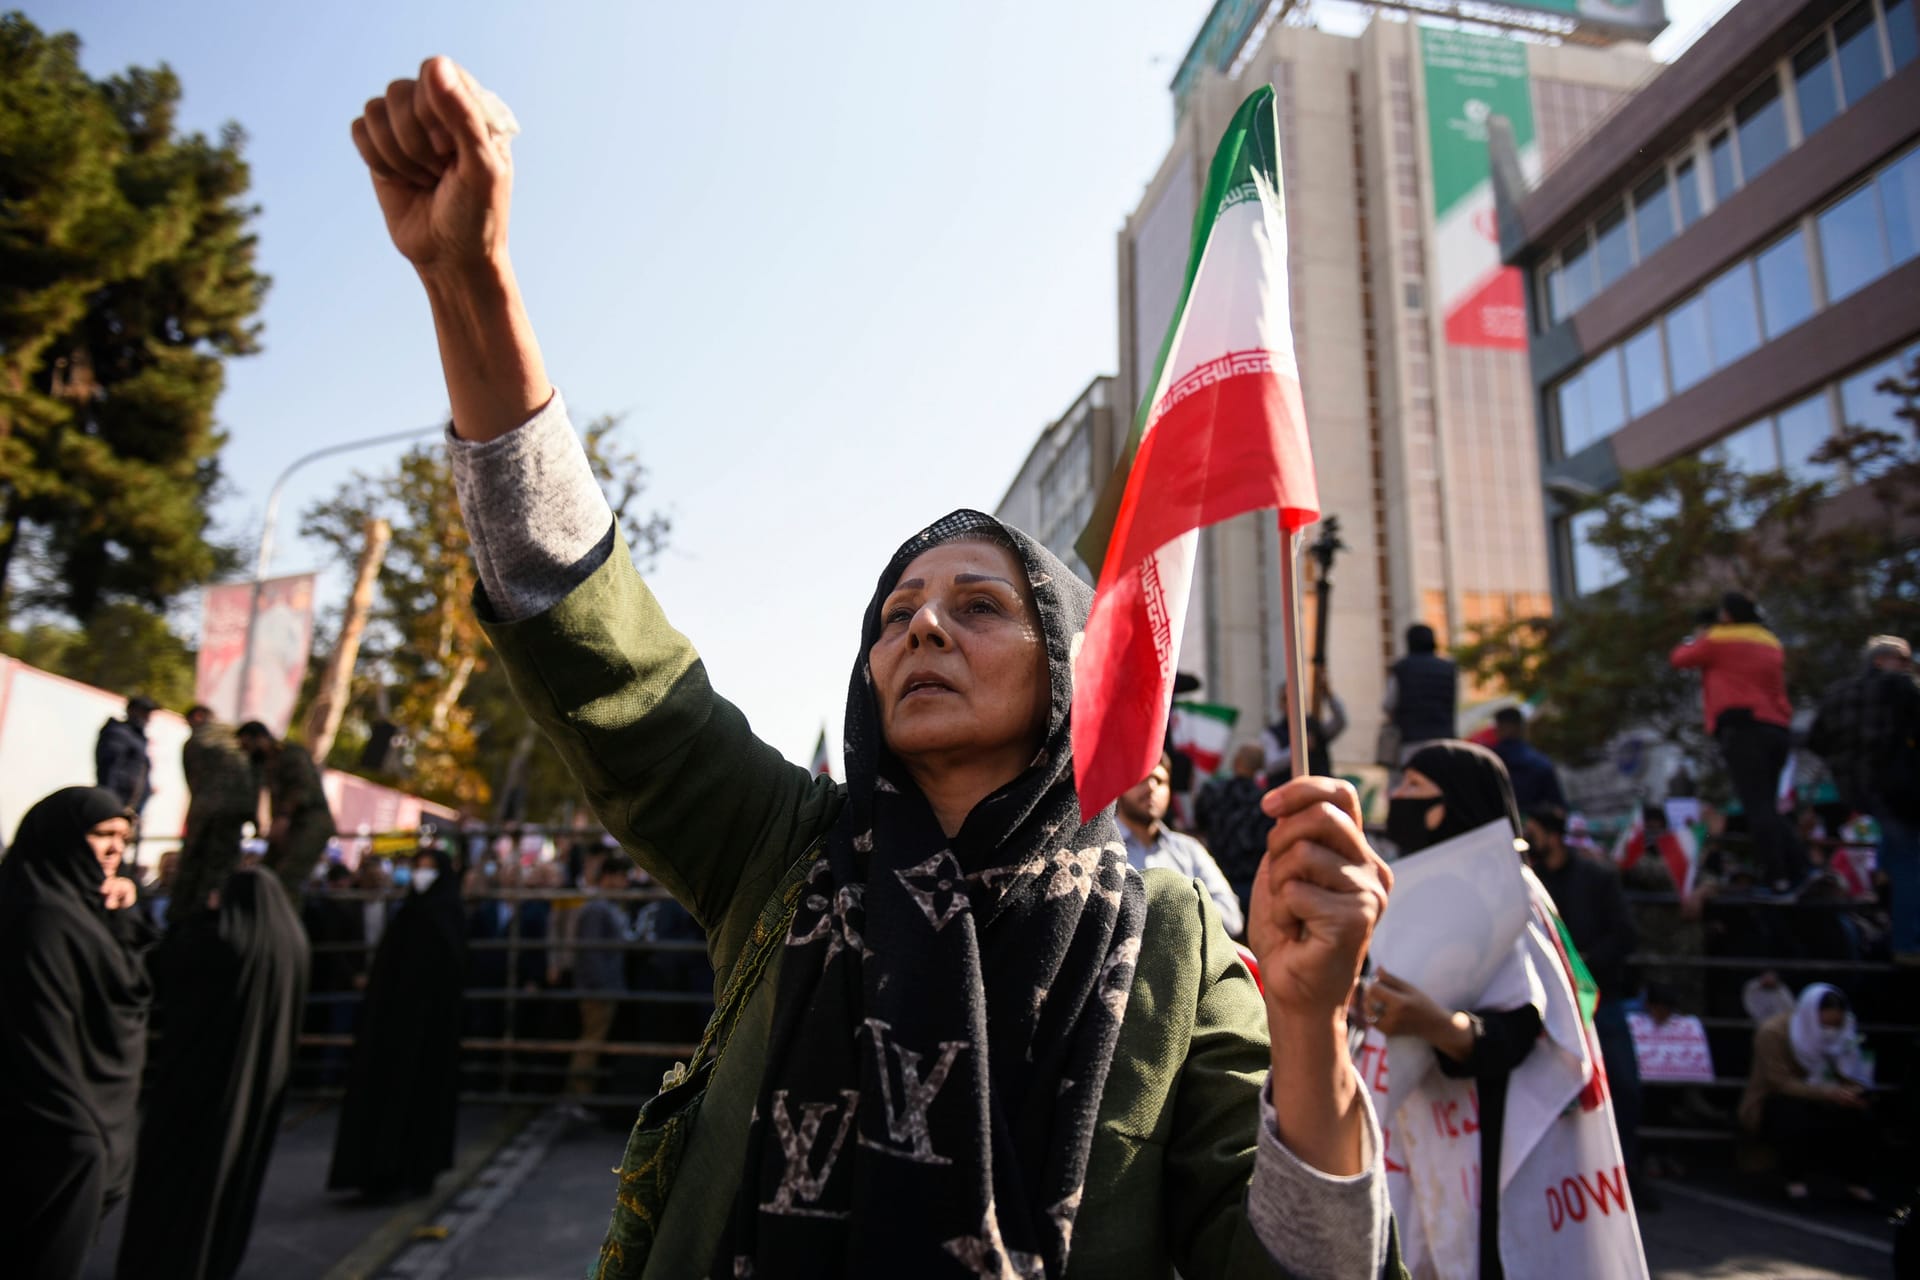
[27,0,1720,773]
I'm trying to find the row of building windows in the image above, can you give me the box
[1542,0,1917,327]
[1553,142,1920,459]
[1565,339,1920,596]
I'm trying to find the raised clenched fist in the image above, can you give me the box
[349,56,518,275]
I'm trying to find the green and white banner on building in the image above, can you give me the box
[1420,28,1539,351]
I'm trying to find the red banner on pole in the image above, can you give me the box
[196,574,317,735]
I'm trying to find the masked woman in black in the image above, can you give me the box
[1364,743,1646,1279]
[328,848,467,1201]
[116,866,310,1279]
[0,787,151,1278]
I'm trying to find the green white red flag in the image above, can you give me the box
[810,727,832,779]
[1072,86,1318,821]
[1611,812,1698,897]
[1169,701,1239,777]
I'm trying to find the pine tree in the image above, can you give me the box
[0,13,266,626]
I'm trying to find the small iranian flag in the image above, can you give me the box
[1071,86,1318,821]
[1612,814,1698,897]
[1170,702,1239,776]
[810,727,833,779]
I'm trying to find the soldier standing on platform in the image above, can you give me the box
[173,706,260,930]
[237,722,339,896]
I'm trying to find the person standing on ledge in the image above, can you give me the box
[236,722,338,896]
[348,57,1400,1278]
[1384,625,1456,766]
[1669,592,1806,890]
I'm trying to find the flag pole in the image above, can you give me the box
[1278,523,1311,780]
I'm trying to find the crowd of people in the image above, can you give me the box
[3,49,1915,1280]
[1,690,720,1279]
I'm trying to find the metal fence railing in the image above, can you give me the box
[291,881,713,1108]
[253,825,1914,1126]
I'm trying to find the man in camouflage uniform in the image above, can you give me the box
[174,705,260,929]
[238,721,338,896]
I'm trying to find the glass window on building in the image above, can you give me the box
[1632,172,1676,262]
[1840,345,1920,478]
[1561,234,1596,315]
[1675,157,1704,229]
[1623,325,1668,419]
[1666,294,1713,393]
[1881,146,1920,266]
[1840,351,1908,433]
[1755,229,1816,339]
[1595,203,1633,288]
[1568,510,1626,596]
[1889,0,1919,69]
[1819,182,1890,302]
[1734,76,1789,181]
[1835,2,1888,104]
[1587,346,1628,441]
[1793,35,1842,139]
[1710,417,1781,475]
[1709,129,1738,204]
[1777,392,1840,487]
[1556,370,1591,457]
[1704,261,1761,368]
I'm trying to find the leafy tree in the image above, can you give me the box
[0,13,264,626]
[1456,352,1920,776]
[1,600,196,707]
[300,416,668,815]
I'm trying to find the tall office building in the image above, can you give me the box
[1495,0,1920,600]
[1111,5,1657,767]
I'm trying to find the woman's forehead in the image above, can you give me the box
[889,539,1025,592]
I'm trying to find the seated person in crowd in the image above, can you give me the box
[1738,983,1880,1203]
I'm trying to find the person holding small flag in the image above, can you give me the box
[349,59,1397,1278]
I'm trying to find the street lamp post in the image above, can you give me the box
[231,424,444,723]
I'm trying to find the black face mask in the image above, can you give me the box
[1387,796,1445,856]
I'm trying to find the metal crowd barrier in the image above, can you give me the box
[250,824,1916,1122]
[290,879,714,1108]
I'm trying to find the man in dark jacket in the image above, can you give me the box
[1384,624,1456,763]
[95,696,156,814]
[1811,635,1920,963]
[1490,706,1565,817]
[1194,744,1275,917]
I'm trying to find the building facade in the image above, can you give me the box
[993,377,1119,585]
[1112,14,1653,767]
[1496,0,1920,599]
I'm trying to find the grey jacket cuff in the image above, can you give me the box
[445,389,616,622]
[1251,1072,1391,1279]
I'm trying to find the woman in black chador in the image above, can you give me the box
[328,847,467,1200]
[0,787,152,1278]
[115,865,310,1279]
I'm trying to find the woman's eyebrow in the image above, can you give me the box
[953,574,1014,588]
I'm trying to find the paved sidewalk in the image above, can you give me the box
[386,1110,1902,1280]
[82,1097,1900,1279]
[84,1101,524,1280]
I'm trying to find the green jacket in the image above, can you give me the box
[483,532,1387,1279]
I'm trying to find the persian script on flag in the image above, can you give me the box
[1070,85,1320,821]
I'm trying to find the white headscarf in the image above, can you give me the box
[1788,982,1871,1085]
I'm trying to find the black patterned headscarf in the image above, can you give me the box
[717,510,1149,1279]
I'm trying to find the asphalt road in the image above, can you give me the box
[83,1101,1900,1278]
